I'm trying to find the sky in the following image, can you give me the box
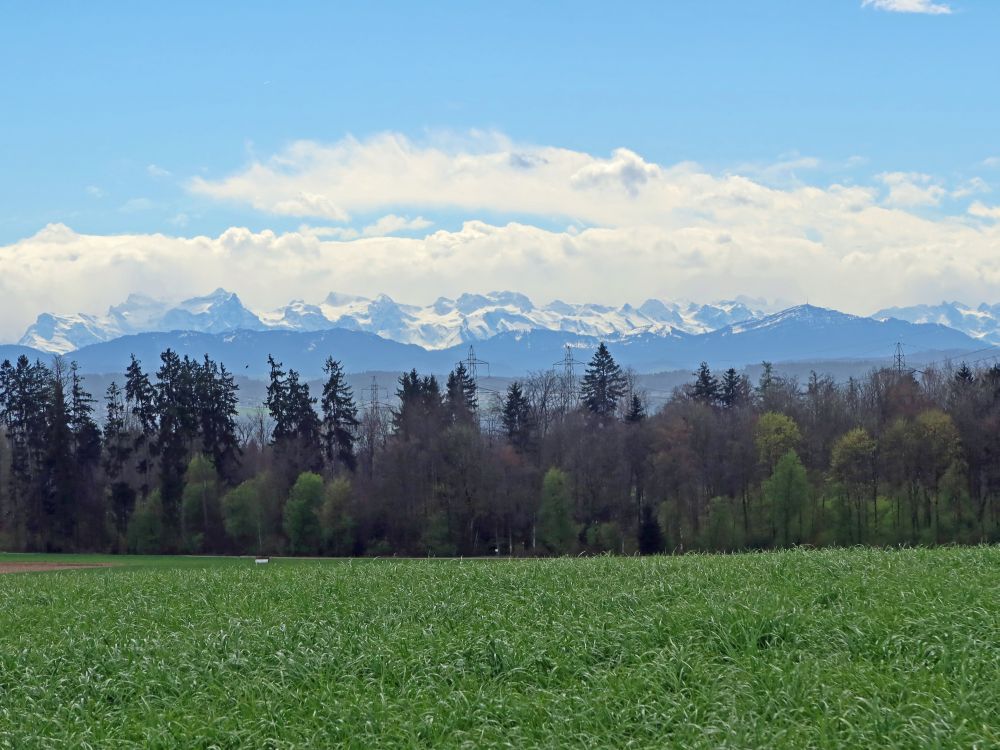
[1,0,999,340]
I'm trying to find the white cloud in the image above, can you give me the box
[2,204,999,341]
[877,172,947,207]
[4,133,999,342]
[147,164,172,178]
[862,0,953,14]
[735,155,822,187]
[189,133,678,227]
[568,148,661,196]
[361,214,433,237]
[969,202,1000,220]
[298,214,432,240]
[952,177,990,199]
[85,185,104,199]
[983,157,1000,169]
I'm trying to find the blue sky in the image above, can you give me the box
[1,0,999,336]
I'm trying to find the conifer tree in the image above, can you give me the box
[44,365,76,549]
[720,367,751,408]
[445,362,478,424]
[321,357,360,473]
[691,362,720,405]
[625,394,646,423]
[501,381,533,452]
[393,369,444,438]
[69,362,101,467]
[580,343,626,419]
[196,355,240,481]
[268,360,323,477]
[104,381,135,541]
[125,355,157,497]
[154,349,195,548]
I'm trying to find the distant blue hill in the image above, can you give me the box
[0,344,50,363]
[62,329,443,380]
[0,305,988,379]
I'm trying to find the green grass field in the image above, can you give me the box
[1,548,998,748]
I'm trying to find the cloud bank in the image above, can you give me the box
[1,132,997,342]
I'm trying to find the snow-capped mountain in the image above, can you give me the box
[18,289,264,354]
[260,292,766,349]
[2,303,983,380]
[20,290,766,354]
[873,302,1000,346]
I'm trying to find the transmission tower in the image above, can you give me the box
[894,342,906,374]
[553,343,587,408]
[360,375,392,479]
[554,343,587,380]
[463,344,490,387]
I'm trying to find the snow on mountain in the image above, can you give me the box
[16,289,769,354]
[257,291,768,350]
[16,313,123,354]
[873,302,1000,345]
[159,288,265,333]
[41,304,984,381]
[18,289,262,354]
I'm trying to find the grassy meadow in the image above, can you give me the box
[0,547,998,748]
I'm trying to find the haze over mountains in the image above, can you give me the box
[2,289,993,380]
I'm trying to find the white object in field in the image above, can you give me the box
[255,557,270,564]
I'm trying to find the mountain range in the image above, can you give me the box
[872,302,1000,345]
[1,302,987,381]
[16,289,767,355]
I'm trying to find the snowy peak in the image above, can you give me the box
[17,289,771,354]
[17,312,124,355]
[873,301,1000,345]
[160,289,264,333]
[725,304,859,334]
[18,288,264,353]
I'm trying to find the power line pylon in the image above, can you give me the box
[553,343,586,410]
[894,342,906,374]
[464,344,490,388]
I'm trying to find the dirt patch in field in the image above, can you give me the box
[0,563,113,574]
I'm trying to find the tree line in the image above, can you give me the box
[1,343,998,556]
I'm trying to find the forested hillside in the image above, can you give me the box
[1,343,998,555]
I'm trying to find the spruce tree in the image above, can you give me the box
[321,357,360,473]
[501,381,533,452]
[196,355,240,482]
[125,355,157,498]
[445,362,478,424]
[691,362,720,405]
[580,343,626,419]
[625,394,646,423]
[720,368,750,409]
[265,355,290,442]
[104,381,136,541]
[154,349,194,548]
[69,362,101,467]
[43,366,76,549]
